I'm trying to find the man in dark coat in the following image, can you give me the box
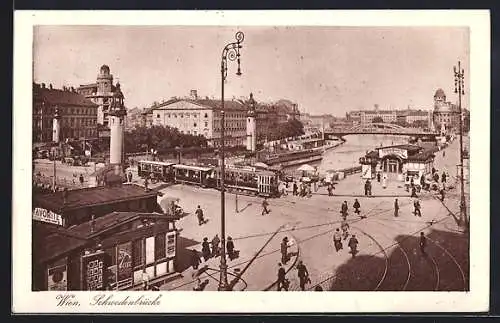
[414,199,422,217]
[281,237,289,264]
[191,249,201,270]
[195,205,205,225]
[348,234,359,257]
[419,232,427,254]
[441,171,447,183]
[341,201,348,219]
[262,198,270,215]
[226,236,236,260]
[364,179,370,196]
[333,228,342,252]
[211,234,220,257]
[277,263,287,291]
[201,237,211,261]
[293,182,298,196]
[377,172,381,183]
[296,260,310,291]
[394,198,399,217]
[353,199,361,217]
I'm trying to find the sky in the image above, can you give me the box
[33,26,469,116]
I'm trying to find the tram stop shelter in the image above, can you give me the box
[359,144,435,181]
[33,211,181,291]
[32,184,163,228]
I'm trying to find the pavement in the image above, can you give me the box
[153,137,469,291]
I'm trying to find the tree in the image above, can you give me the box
[372,116,384,123]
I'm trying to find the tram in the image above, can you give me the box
[172,164,214,188]
[137,160,175,183]
[213,166,280,197]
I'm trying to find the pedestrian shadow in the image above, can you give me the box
[176,236,202,272]
[318,227,469,291]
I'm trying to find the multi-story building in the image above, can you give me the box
[77,65,125,131]
[432,88,461,134]
[124,107,143,130]
[347,105,432,129]
[146,91,300,147]
[33,82,98,143]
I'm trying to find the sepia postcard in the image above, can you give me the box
[13,10,490,313]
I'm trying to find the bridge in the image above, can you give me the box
[324,123,439,140]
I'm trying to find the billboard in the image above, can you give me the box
[81,251,106,291]
[32,207,63,226]
[117,242,133,289]
[47,264,67,291]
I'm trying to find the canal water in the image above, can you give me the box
[284,134,411,175]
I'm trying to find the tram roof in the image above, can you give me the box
[173,164,214,172]
[138,160,176,167]
[224,167,276,176]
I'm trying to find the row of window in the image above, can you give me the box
[130,232,176,268]
[157,112,209,119]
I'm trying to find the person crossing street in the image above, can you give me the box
[296,260,310,291]
[394,198,399,217]
[414,199,422,217]
[341,219,350,240]
[277,263,288,291]
[211,234,220,257]
[419,232,427,254]
[348,234,359,258]
[195,205,205,225]
[262,198,270,215]
[340,201,348,220]
[281,237,289,264]
[353,199,362,217]
[333,228,343,252]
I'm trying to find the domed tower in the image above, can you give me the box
[108,82,127,175]
[52,106,61,143]
[246,93,257,152]
[96,65,114,125]
[433,88,446,108]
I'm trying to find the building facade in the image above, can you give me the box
[146,91,300,148]
[33,82,98,143]
[432,88,462,134]
[347,106,432,129]
[77,65,125,130]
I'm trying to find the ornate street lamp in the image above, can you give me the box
[454,61,468,231]
[218,31,244,291]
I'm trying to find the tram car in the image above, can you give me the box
[217,166,280,197]
[137,160,175,183]
[173,164,214,188]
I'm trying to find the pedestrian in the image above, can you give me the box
[419,232,427,254]
[414,199,422,217]
[367,179,372,196]
[327,183,335,196]
[340,201,348,220]
[277,263,288,291]
[433,172,440,183]
[128,171,133,183]
[440,184,445,201]
[394,198,399,217]
[364,179,369,196]
[441,171,447,184]
[293,182,298,196]
[191,249,201,270]
[377,172,381,183]
[202,237,211,261]
[281,237,289,264]
[296,260,310,291]
[195,205,205,225]
[348,234,359,258]
[353,199,361,217]
[382,173,387,189]
[226,236,236,260]
[141,269,150,291]
[341,219,350,240]
[144,177,149,191]
[261,198,270,215]
[411,185,418,198]
[211,234,220,257]
[79,174,84,185]
[333,228,343,252]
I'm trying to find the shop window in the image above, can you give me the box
[155,234,166,260]
[166,232,176,258]
[132,239,144,269]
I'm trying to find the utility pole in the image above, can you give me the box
[454,61,468,231]
[218,31,244,291]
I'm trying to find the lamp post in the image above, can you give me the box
[454,61,468,230]
[218,31,244,291]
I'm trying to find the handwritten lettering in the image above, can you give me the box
[56,294,81,306]
[90,294,162,306]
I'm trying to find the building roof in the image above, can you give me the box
[376,144,422,153]
[34,212,178,264]
[78,83,97,89]
[33,184,159,213]
[434,88,446,98]
[35,87,98,108]
[407,150,435,161]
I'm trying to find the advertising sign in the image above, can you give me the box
[117,242,133,289]
[47,264,67,291]
[378,147,408,160]
[82,251,105,291]
[32,208,63,226]
[361,164,372,179]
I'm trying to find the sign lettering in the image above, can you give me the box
[117,242,133,289]
[378,148,408,160]
[33,208,63,226]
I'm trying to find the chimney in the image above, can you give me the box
[90,214,95,234]
[49,84,53,90]
[190,90,198,100]
[42,83,46,89]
